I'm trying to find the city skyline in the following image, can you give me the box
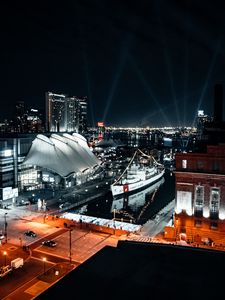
[1,1,225,127]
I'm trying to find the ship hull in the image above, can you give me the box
[111,169,165,197]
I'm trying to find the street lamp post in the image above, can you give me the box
[113,208,116,220]
[4,213,8,243]
[3,251,7,266]
[69,228,72,264]
[42,257,46,274]
[175,218,179,242]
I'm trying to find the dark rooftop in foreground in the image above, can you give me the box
[36,241,225,300]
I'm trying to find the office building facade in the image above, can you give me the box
[45,92,67,132]
[0,134,40,206]
[45,92,88,133]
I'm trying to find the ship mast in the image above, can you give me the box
[112,150,138,186]
[137,149,163,167]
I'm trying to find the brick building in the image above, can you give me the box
[172,144,225,245]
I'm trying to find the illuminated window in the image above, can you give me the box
[210,188,220,219]
[1,149,12,157]
[182,160,187,169]
[194,185,204,217]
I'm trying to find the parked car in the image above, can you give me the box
[0,265,12,278]
[42,240,57,247]
[24,230,37,237]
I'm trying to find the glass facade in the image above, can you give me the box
[46,92,88,133]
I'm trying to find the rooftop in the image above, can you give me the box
[36,240,225,300]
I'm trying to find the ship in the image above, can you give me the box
[110,149,165,197]
[111,177,165,212]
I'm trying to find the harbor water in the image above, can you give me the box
[68,169,175,225]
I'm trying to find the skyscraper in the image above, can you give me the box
[15,101,27,133]
[45,92,88,133]
[66,96,78,132]
[76,96,88,133]
[45,92,67,132]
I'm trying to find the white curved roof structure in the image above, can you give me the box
[23,134,101,177]
[65,133,100,166]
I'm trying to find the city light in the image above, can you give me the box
[3,149,12,157]
[3,251,7,266]
[42,257,46,274]
[219,212,225,220]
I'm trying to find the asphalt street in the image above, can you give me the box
[0,178,176,300]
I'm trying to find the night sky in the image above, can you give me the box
[1,0,225,127]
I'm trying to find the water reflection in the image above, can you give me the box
[72,170,174,225]
[111,177,165,224]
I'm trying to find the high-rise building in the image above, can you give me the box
[26,108,44,133]
[66,97,79,132]
[196,110,211,139]
[76,96,88,133]
[201,83,225,145]
[15,101,27,133]
[45,92,88,133]
[45,92,67,132]
[15,101,25,118]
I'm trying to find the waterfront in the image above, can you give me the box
[69,169,175,225]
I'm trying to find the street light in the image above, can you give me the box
[3,251,7,266]
[42,257,46,274]
[69,228,72,264]
[175,218,179,241]
[4,213,8,243]
[113,208,116,220]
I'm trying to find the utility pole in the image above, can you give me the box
[3,251,7,266]
[42,257,46,274]
[4,213,8,243]
[69,228,72,264]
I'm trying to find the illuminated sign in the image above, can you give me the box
[198,110,204,116]
[12,188,18,197]
[97,122,105,127]
[2,187,12,200]
[3,150,12,157]
[0,187,18,200]
[42,172,55,182]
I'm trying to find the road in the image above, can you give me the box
[0,216,120,300]
[0,175,175,299]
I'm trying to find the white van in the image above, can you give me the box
[11,258,24,269]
